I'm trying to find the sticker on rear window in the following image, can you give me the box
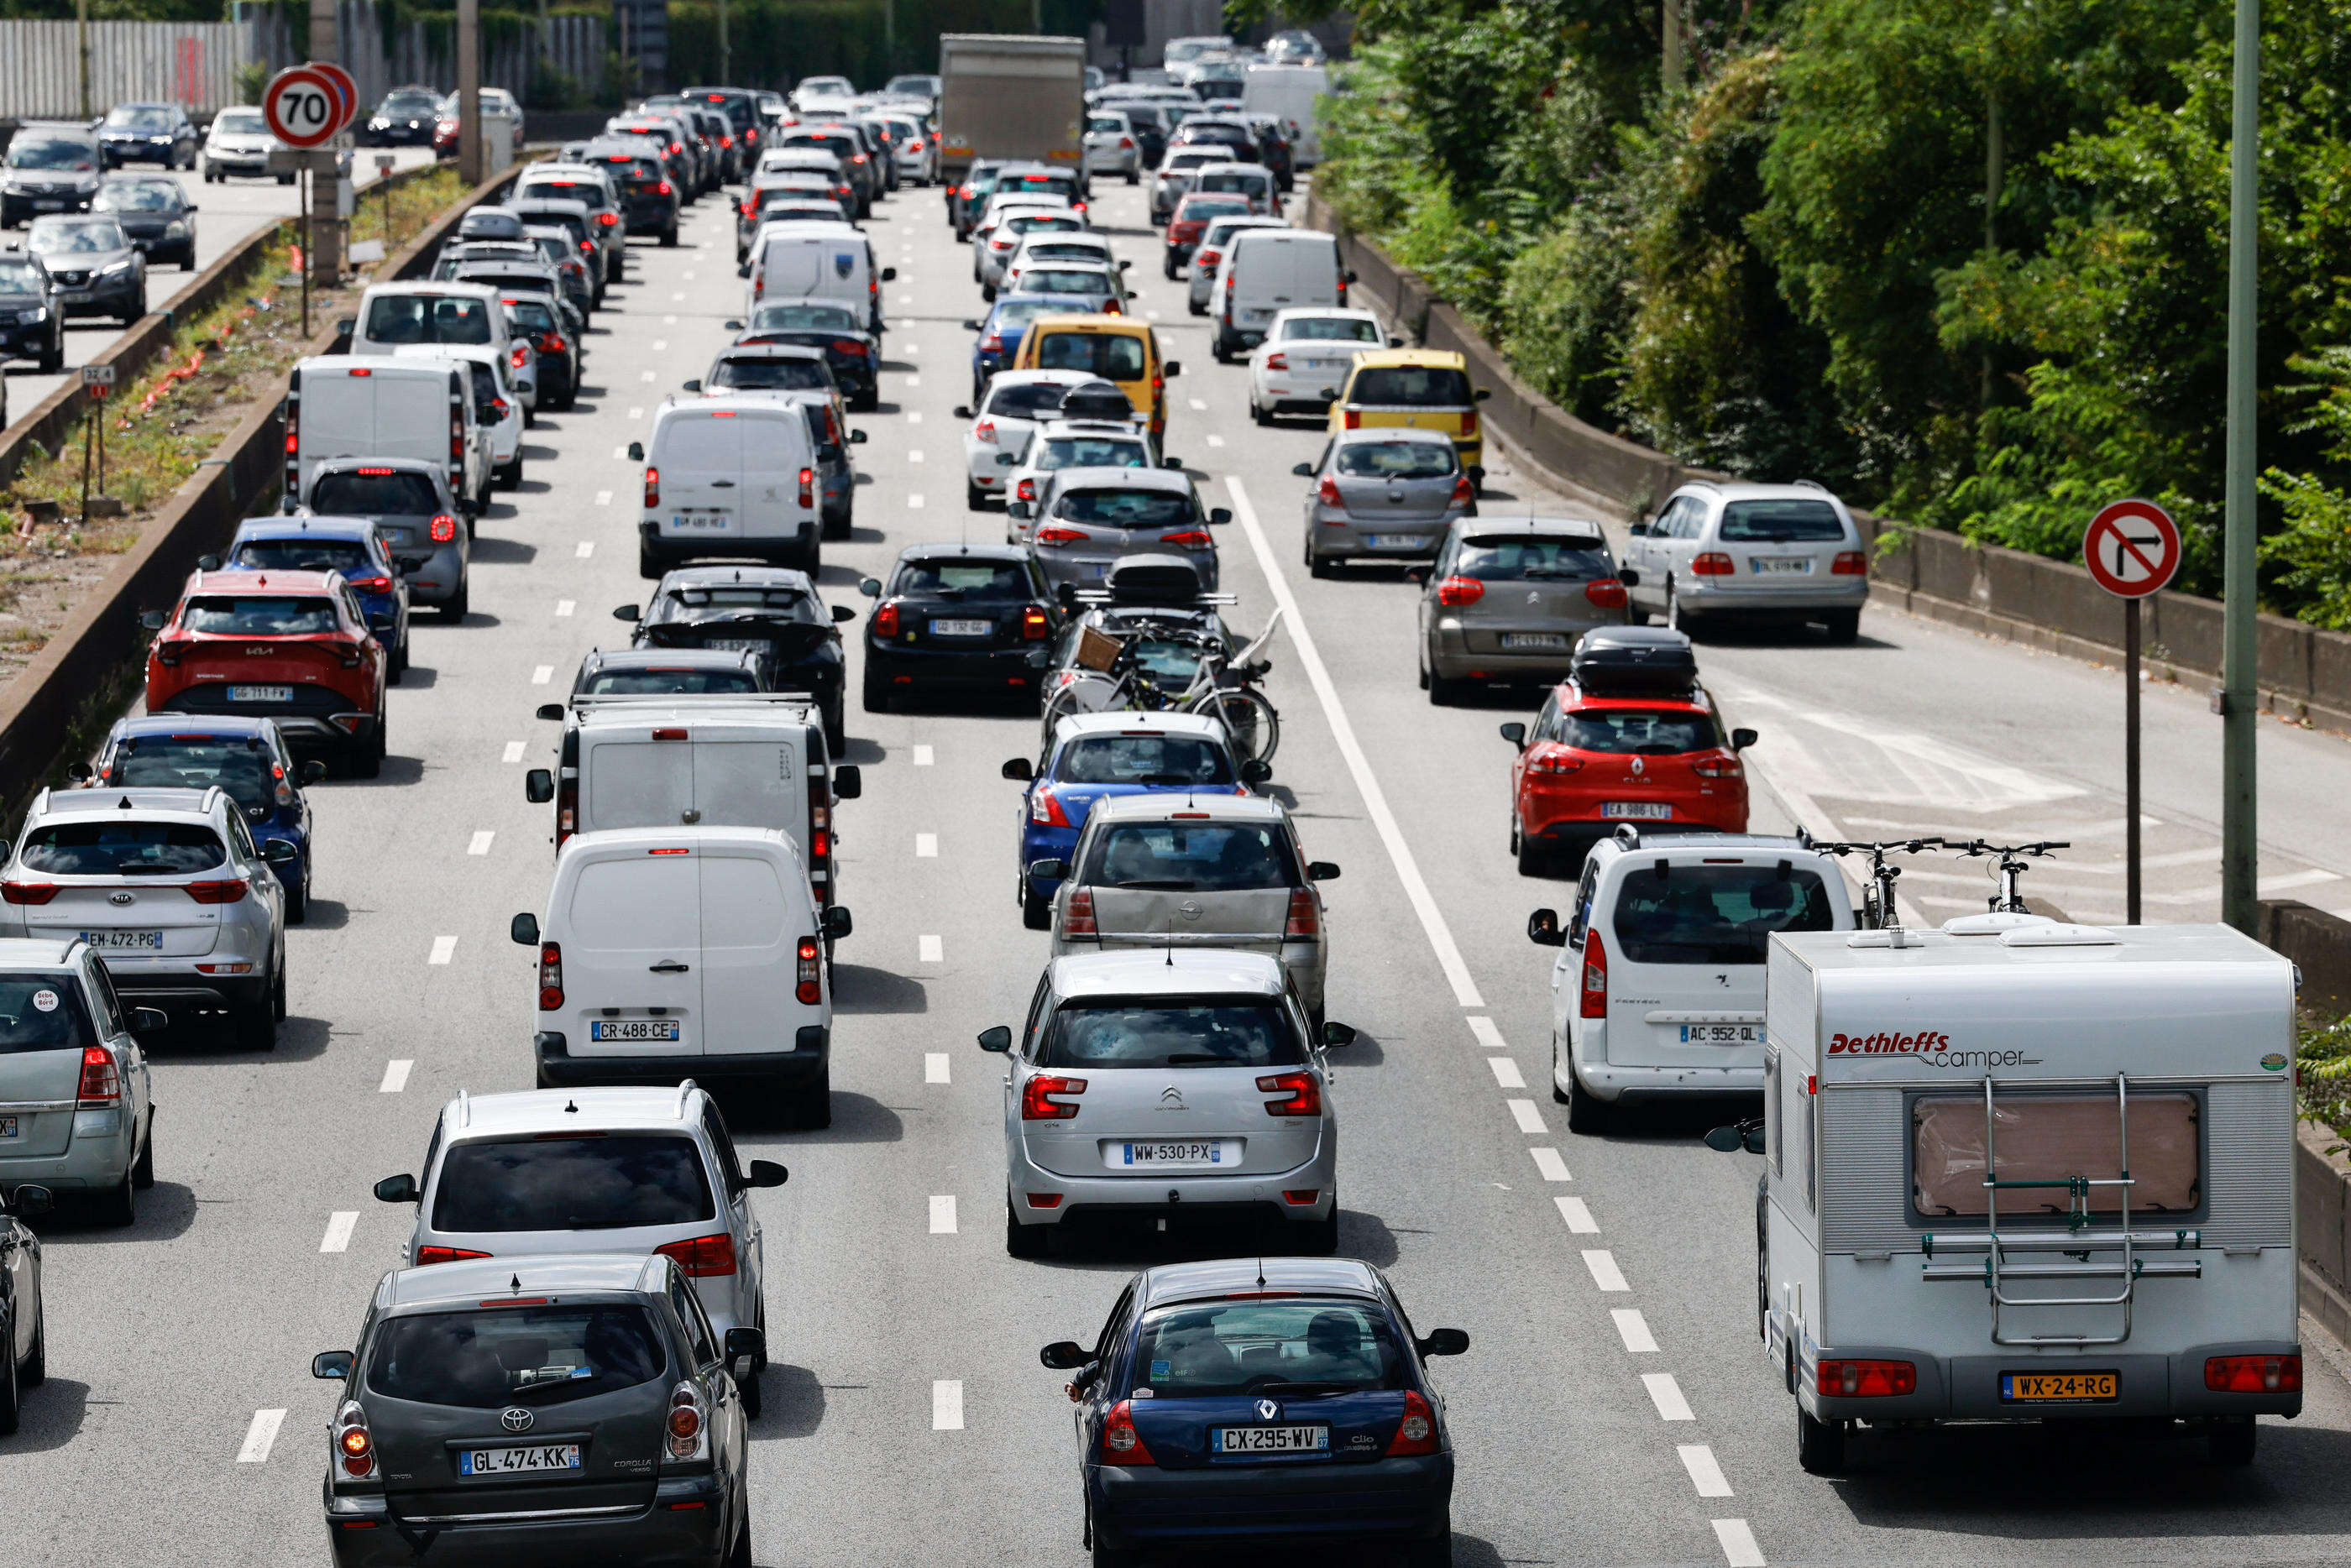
[1150,1359,1170,1380]
[31,989,56,1012]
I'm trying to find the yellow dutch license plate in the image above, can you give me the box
[2001,1372,2118,1403]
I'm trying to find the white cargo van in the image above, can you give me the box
[510,826,851,1126]
[390,344,524,489]
[746,221,895,332]
[282,355,490,516]
[348,280,534,407]
[1241,64,1331,165]
[629,395,825,577]
[1209,228,1346,360]
[1734,918,2301,1476]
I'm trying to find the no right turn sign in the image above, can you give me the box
[2083,499,2182,599]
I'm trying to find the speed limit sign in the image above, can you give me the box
[263,65,345,149]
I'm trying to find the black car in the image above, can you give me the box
[25,214,144,327]
[564,646,766,699]
[364,86,443,146]
[726,299,879,410]
[509,197,605,305]
[94,175,197,269]
[584,140,681,244]
[499,293,580,410]
[0,251,63,372]
[856,544,1065,712]
[97,102,196,170]
[617,567,855,749]
[312,1253,757,1568]
[1,126,101,228]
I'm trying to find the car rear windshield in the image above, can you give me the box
[364,294,492,346]
[988,298,1078,336]
[1556,709,1720,756]
[181,596,339,635]
[0,975,92,1054]
[107,739,278,814]
[1005,212,1081,235]
[1189,178,1258,200]
[312,470,442,515]
[1034,332,1149,381]
[1041,436,1146,471]
[1454,537,1611,581]
[368,1304,668,1409]
[753,301,861,332]
[234,539,372,575]
[1133,1300,1401,1396]
[18,822,225,875]
[1020,269,1112,295]
[1350,367,1473,406]
[0,259,40,290]
[1280,316,1380,343]
[1039,998,1302,1069]
[504,297,560,334]
[1056,489,1192,528]
[1609,864,1836,964]
[580,666,759,695]
[1055,733,1233,785]
[432,1135,715,1231]
[1082,821,1294,890]
[1001,173,1076,197]
[987,381,1072,419]
[1718,499,1846,543]
[657,587,820,624]
[711,358,830,390]
[1336,440,1454,479]
[893,560,1034,599]
[767,204,843,223]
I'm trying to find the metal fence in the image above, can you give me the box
[0,20,252,120]
[247,2,609,107]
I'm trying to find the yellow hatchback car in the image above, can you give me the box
[1013,314,1181,440]
[1326,348,1492,487]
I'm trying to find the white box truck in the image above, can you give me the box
[1242,63,1331,166]
[937,34,1086,190]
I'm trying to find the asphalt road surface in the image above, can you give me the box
[3,169,2351,1567]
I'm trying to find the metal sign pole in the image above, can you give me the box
[2126,598,2142,924]
[2221,0,2261,936]
[300,168,312,337]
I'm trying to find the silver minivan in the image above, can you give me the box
[1623,479,1869,641]
[1415,518,1631,703]
[1296,427,1472,573]
[0,938,160,1225]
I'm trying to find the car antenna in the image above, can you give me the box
[1256,1258,1266,1288]
[564,1098,579,1114]
[509,1273,521,1292]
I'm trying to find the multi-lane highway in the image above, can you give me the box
[4,165,2351,1568]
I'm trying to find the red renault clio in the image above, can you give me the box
[143,567,390,778]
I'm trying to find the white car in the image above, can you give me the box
[1527,829,1853,1132]
[1624,478,1872,642]
[959,370,1097,508]
[974,204,1085,293]
[390,343,525,489]
[1149,146,1230,224]
[1003,230,1121,295]
[877,113,937,184]
[1081,110,1142,184]
[998,416,1163,540]
[1188,214,1287,313]
[1003,259,1128,315]
[792,76,856,112]
[200,106,287,185]
[1246,307,1390,422]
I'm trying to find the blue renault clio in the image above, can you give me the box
[966,292,1097,402]
[79,715,323,922]
[213,515,411,680]
[1043,1257,1467,1565]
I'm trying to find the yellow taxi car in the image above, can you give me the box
[1325,348,1492,487]
[1013,314,1181,439]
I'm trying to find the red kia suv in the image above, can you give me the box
[143,568,389,778]
[1500,682,1757,875]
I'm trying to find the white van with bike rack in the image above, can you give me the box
[1731,918,2302,1475]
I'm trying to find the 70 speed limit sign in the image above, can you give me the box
[263,65,352,149]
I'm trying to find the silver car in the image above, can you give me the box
[977,206,1086,295]
[1622,478,1869,641]
[1016,466,1229,594]
[0,938,159,1226]
[979,949,1350,1256]
[298,459,473,621]
[1083,110,1143,183]
[1416,518,1631,702]
[1040,792,1338,1023]
[1297,427,1474,573]
[1000,417,1163,541]
[1004,260,1128,314]
[1149,146,1228,224]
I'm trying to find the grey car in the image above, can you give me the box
[299,460,473,620]
[312,1252,758,1567]
[93,175,197,269]
[0,251,63,372]
[1415,517,1631,702]
[1015,467,1228,596]
[25,214,144,326]
[0,125,100,227]
[568,646,766,698]
[0,939,159,1227]
[1297,428,1474,574]
[0,1177,50,1432]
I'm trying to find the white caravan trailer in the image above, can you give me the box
[1737,917,2301,1474]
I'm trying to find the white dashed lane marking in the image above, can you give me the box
[915,834,939,857]
[906,374,922,388]
[919,935,943,963]
[502,741,527,763]
[577,541,595,558]
[467,831,494,856]
[1553,1196,1600,1234]
[1466,1017,1506,1051]
[1487,1057,1525,1090]
[1611,1309,1658,1352]
[1582,1250,1630,1292]
[1712,1519,1766,1567]
[628,407,643,421]
[929,1195,958,1234]
[557,600,576,618]
[1188,398,1207,411]
[321,1212,358,1253]
[1642,1372,1694,1421]
[932,1380,964,1430]
[237,1409,287,1463]
[1679,1444,1734,1497]
[908,410,923,425]
[428,935,457,965]
[908,494,925,509]
[380,1059,413,1094]
[913,745,934,766]
[531,666,553,685]
[1530,1147,1570,1182]
[909,449,924,463]
[594,490,611,506]
[1206,434,1224,447]
[925,1053,950,1084]
[1506,1099,1547,1135]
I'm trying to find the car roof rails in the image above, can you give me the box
[1792,478,1829,492]
[1612,823,1642,851]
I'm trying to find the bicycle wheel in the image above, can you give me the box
[1206,687,1280,766]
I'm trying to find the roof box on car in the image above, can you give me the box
[1569,625,1698,697]
[1105,554,1205,605]
[1061,379,1135,423]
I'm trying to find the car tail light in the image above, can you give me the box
[538,942,563,1010]
[334,1401,376,1478]
[1526,750,1584,776]
[1034,526,1085,547]
[655,1232,739,1277]
[76,1045,120,1107]
[415,1245,491,1266]
[1283,888,1318,938]
[1264,352,1289,371]
[490,397,511,421]
[1692,551,1736,576]
[1385,1390,1441,1456]
[1692,755,1744,778]
[1022,1074,1086,1120]
[1316,475,1342,508]
[1817,1359,1917,1398]
[556,776,577,844]
[1580,934,1608,1018]
[1064,887,1097,937]
[1584,578,1628,609]
[1015,478,1038,504]
[1104,299,1121,315]
[508,342,527,371]
[1119,136,1134,150]
[1158,529,1212,547]
[580,240,595,254]
[1462,408,1479,437]
[1100,1399,1155,1466]
[1021,604,1050,640]
[598,211,619,227]
[795,936,822,1003]
[666,1382,708,1461]
[1450,473,1475,506]
[798,467,814,507]
[1436,577,1484,607]
[2207,1355,2301,1393]
[832,338,869,357]
[873,602,901,639]
[348,574,393,595]
[1258,1070,1320,1116]
[1029,783,1071,826]
[273,762,294,807]
[656,180,674,196]
[1832,551,1868,576]
[644,466,661,509]
[426,513,458,544]
[992,236,1013,250]
[1198,249,1220,269]
[544,334,567,354]
[185,879,250,905]
[1343,410,1362,429]
[0,882,60,905]
[975,417,997,443]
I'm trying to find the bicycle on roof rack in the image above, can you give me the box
[1801,834,1945,929]
[1950,839,2071,915]
[1038,611,1285,766]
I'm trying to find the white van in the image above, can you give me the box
[630,395,825,576]
[1241,64,1331,165]
[511,826,851,1126]
[282,355,490,515]
[1190,161,1280,217]
[746,221,895,332]
[390,344,524,489]
[1208,228,1346,359]
[348,281,534,405]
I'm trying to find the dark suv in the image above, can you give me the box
[313,1253,757,1567]
[0,251,63,372]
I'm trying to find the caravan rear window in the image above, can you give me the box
[1911,1093,2201,1219]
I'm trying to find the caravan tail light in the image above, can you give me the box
[1817,1360,1915,1398]
[1579,934,1608,1018]
[2206,1356,2301,1393]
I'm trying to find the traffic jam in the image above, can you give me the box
[0,39,2320,1568]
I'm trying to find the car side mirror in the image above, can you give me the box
[1387,335,1404,348]
[1527,907,1566,947]
[1116,259,1133,270]
[744,1159,788,1189]
[1307,861,1339,881]
[961,318,983,331]
[626,441,644,461]
[1026,858,1067,881]
[978,1025,1013,1053]
[1008,501,1033,520]
[1342,269,1359,285]
[1207,508,1231,525]
[1162,456,1184,469]
[510,912,541,946]
[856,578,885,601]
[1474,388,1492,401]
[197,553,222,571]
[535,703,566,723]
[373,1173,419,1204]
[129,1006,168,1033]
[831,604,856,623]
[850,428,869,444]
[262,839,299,865]
[1618,567,1641,587]
[832,765,861,799]
[682,378,702,392]
[1629,518,1652,536]
[1321,1021,1356,1048]
[1291,462,1313,478]
[1499,722,1527,748]
[736,262,751,278]
[1056,583,1080,609]
[312,1350,355,1381]
[1320,388,1339,401]
[1039,1341,1091,1370]
[1705,1122,1768,1154]
[953,405,974,420]
[1163,361,1181,377]
[525,769,554,804]
[1002,757,1034,781]
[1404,566,1432,586]
[65,760,93,782]
[1731,727,1758,751]
[613,604,641,622]
[1239,757,1272,785]
[823,905,853,938]
[1416,1328,1469,1357]
[724,1326,765,1374]
[293,759,327,788]
[139,609,166,631]
[882,266,898,281]
[725,319,743,331]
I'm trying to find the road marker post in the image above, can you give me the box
[2083,499,2184,923]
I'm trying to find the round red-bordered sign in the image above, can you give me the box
[312,63,359,136]
[264,66,342,149]
[2083,498,2181,599]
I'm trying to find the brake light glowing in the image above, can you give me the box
[1584,578,1628,609]
[1436,577,1484,607]
[509,342,527,371]
[656,180,674,196]
[1023,1074,1087,1120]
[335,1402,376,1478]
[415,1245,491,1265]
[1343,410,1362,430]
[538,942,563,1010]
[184,879,250,905]
[796,936,821,1003]
[1832,551,1868,576]
[873,601,901,639]
[975,418,997,443]
[1021,604,1050,640]
[76,1046,120,1107]
[798,467,814,508]
[1817,1359,1916,1398]
[0,882,60,905]
[544,334,566,353]
[1100,1399,1154,1465]
[1034,526,1085,547]
[1692,551,1736,576]
[1283,888,1318,938]
[645,466,661,509]
[356,466,396,475]
[1385,1390,1441,1456]
[347,575,393,595]
[1580,933,1608,1018]
[655,1232,739,1277]
[429,514,458,543]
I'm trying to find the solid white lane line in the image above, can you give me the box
[929,1195,958,1234]
[1224,478,1484,1006]
[1582,1250,1630,1292]
[925,1053,950,1084]
[908,449,924,463]
[932,1380,964,1430]
[1530,1147,1570,1182]
[321,1211,359,1253]
[594,490,612,505]
[380,1059,413,1094]
[916,833,939,857]
[913,745,935,766]
[1466,1016,1506,1052]
[531,666,553,685]
[577,541,595,558]
[556,600,576,618]
[1678,1444,1734,1498]
[1712,1519,1766,1567]
[1554,1195,1599,1233]
[467,831,495,856]
[1642,1372,1694,1421]
[1610,1308,1657,1353]
[428,935,457,965]
[908,494,926,509]
[919,934,943,963]
[237,1409,287,1462]
[1487,1057,1526,1090]
[1507,1099,1547,1135]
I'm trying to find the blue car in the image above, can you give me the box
[1042,1257,1467,1564]
[77,715,323,923]
[966,292,1097,404]
[210,515,411,680]
[1003,710,1269,928]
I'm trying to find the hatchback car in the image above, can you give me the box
[960,369,1096,509]
[0,939,157,1226]
[856,544,1063,711]
[1163,192,1253,277]
[615,567,856,750]
[981,950,1348,1255]
[1084,110,1144,183]
[364,85,444,145]
[312,1252,757,1567]
[81,714,325,923]
[1296,430,1472,575]
[977,206,1088,295]
[963,294,1097,405]
[93,175,197,269]
[0,1178,53,1429]
[1623,479,1870,641]
[1415,519,1631,701]
[568,647,766,699]
[1004,232,1121,291]
[1248,308,1388,421]
[97,102,196,170]
[218,515,411,680]
[1000,417,1163,537]
[0,251,63,372]
[1016,467,1230,596]
[1327,350,1490,489]
[1041,1257,1465,1564]
[25,214,144,326]
[1149,146,1232,225]
[1008,260,1128,315]
[726,296,879,410]
[297,460,472,622]
[0,124,102,225]
[0,787,293,1048]
[199,107,286,185]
